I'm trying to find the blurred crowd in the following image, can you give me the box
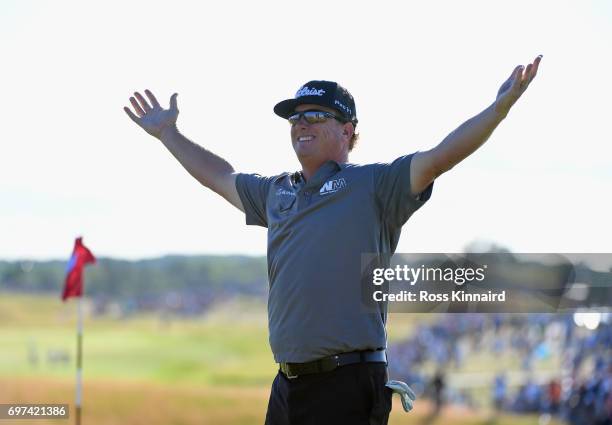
[388,313,611,424]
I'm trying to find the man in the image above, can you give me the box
[124,55,541,424]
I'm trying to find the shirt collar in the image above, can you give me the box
[303,160,343,190]
[276,160,346,190]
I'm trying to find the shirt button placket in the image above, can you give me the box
[304,191,312,205]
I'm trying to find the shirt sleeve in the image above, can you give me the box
[235,173,275,227]
[373,153,434,228]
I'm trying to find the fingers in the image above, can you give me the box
[125,90,177,123]
[521,63,533,88]
[134,92,152,113]
[123,106,140,123]
[527,54,542,84]
[520,54,543,90]
[129,96,146,117]
[511,65,524,92]
[532,54,542,74]
[145,89,161,109]
[524,63,533,78]
[170,93,178,112]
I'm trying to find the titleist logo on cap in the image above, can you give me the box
[295,86,326,98]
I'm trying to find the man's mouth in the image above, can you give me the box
[297,136,314,143]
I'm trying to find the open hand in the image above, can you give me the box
[495,55,542,116]
[124,90,179,139]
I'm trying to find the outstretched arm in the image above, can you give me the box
[124,90,244,212]
[410,55,543,196]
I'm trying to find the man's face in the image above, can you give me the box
[290,104,349,164]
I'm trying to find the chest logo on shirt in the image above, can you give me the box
[276,188,296,197]
[319,178,347,195]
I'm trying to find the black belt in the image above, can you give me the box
[279,350,387,379]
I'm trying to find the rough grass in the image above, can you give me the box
[0,293,566,424]
[0,377,563,425]
[0,292,276,385]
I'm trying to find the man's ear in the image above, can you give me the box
[342,122,354,140]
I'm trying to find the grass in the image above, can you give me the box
[0,292,276,385]
[1,293,434,386]
[0,292,567,424]
[0,377,563,425]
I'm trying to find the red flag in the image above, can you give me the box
[62,237,96,302]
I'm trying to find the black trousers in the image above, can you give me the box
[264,362,392,425]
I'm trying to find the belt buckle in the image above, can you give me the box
[281,363,298,379]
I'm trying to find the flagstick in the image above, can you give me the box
[75,297,83,425]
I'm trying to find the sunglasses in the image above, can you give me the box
[288,110,346,125]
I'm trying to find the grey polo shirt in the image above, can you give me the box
[235,153,433,363]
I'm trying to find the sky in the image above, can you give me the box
[1,0,611,260]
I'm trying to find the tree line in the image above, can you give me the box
[0,255,268,301]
